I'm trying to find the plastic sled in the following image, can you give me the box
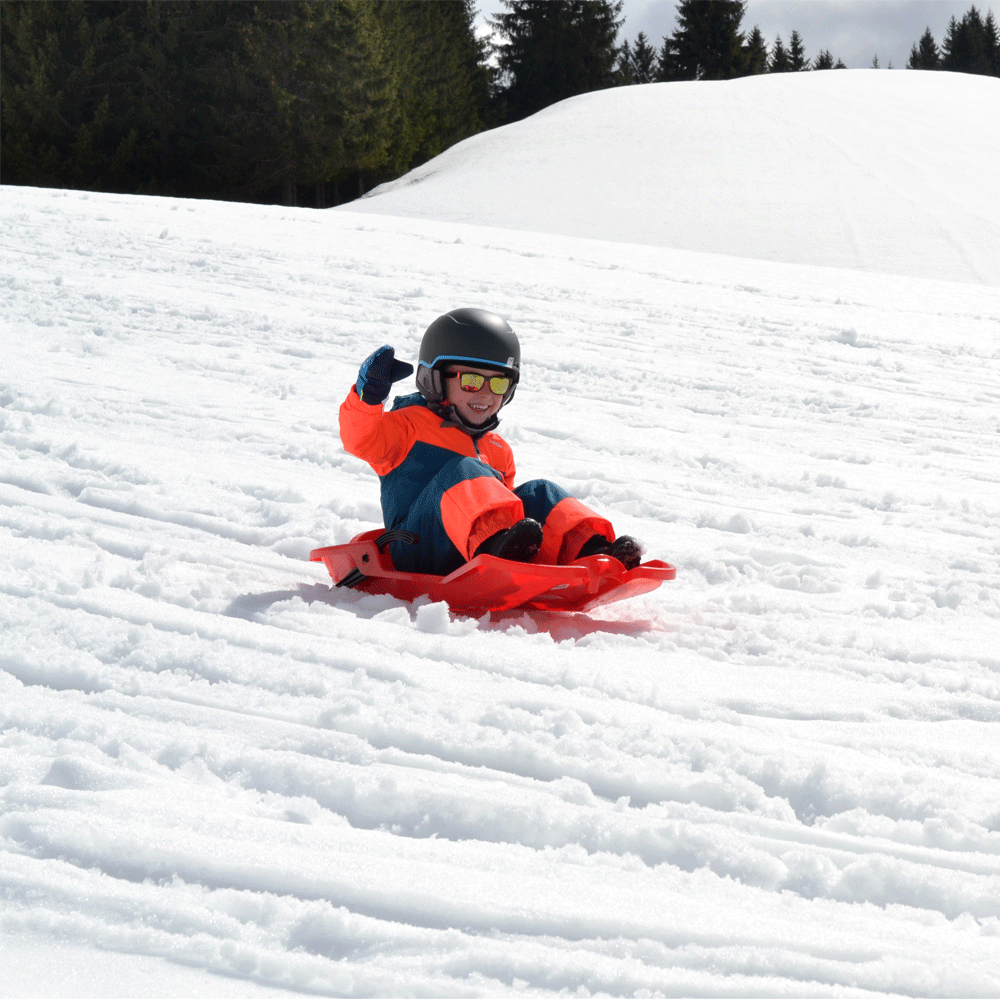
[310,529,676,615]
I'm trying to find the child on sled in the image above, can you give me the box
[339,307,643,577]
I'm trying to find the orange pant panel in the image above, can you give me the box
[440,477,524,560]
[537,496,615,565]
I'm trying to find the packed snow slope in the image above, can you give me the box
[349,70,1000,286]
[2,74,1000,995]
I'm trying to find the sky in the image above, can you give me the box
[475,1,1000,69]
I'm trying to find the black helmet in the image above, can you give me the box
[416,308,520,405]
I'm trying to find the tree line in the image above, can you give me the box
[907,5,1000,73]
[614,1,1000,88]
[616,11,847,91]
[487,1,847,122]
[3,1,998,208]
[1,0,491,206]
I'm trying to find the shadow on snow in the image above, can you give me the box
[223,583,659,640]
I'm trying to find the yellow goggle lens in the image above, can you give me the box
[456,372,511,395]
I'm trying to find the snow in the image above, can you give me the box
[352,71,1000,286]
[2,70,1000,997]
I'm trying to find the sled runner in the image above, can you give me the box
[310,529,676,615]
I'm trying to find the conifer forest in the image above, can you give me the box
[3,0,998,207]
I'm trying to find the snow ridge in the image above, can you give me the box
[352,71,1000,285]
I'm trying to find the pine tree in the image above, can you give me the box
[986,10,1000,75]
[907,27,940,69]
[666,0,747,81]
[941,5,1000,75]
[617,37,634,84]
[0,0,216,195]
[654,33,681,81]
[1,0,495,205]
[491,1,624,122]
[418,0,492,153]
[743,25,768,75]
[1,0,82,188]
[769,34,790,73]
[128,2,242,198]
[632,31,657,83]
[813,49,835,70]
[224,0,395,206]
[943,9,976,72]
[940,16,962,68]
[788,29,808,70]
[986,11,1000,76]
[374,0,491,186]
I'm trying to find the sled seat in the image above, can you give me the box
[310,529,675,615]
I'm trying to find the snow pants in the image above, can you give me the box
[388,455,614,576]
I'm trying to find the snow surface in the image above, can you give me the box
[2,71,1000,997]
[350,71,1000,286]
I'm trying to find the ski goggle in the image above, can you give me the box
[445,371,512,395]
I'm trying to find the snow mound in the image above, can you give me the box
[349,70,1000,285]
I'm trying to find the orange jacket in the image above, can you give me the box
[339,388,515,531]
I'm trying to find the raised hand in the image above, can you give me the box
[356,345,415,405]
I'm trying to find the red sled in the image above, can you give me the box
[310,529,676,615]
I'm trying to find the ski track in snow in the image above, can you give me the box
[2,185,1000,997]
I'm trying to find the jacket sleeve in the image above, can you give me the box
[339,386,416,476]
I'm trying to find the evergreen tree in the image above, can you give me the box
[769,34,790,73]
[908,27,940,69]
[941,6,1000,75]
[3,1,125,191]
[743,25,768,75]
[942,12,970,71]
[415,0,493,153]
[126,2,239,197]
[632,31,657,83]
[373,0,491,192]
[2,0,496,205]
[986,10,1000,74]
[654,33,681,81]
[225,0,394,206]
[788,29,808,70]
[617,38,634,84]
[491,1,624,122]
[665,0,747,81]
[813,49,835,70]
[1,0,82,188]
[1,1,232,196]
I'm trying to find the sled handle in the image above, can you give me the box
[374,529,419,551]
[335,567,368,589]
[335,530,420,589]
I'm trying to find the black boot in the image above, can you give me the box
[474,518,543,563]
[577,533,643,570]
[608,535,643,570]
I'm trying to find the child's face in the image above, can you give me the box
[443,364,506,426]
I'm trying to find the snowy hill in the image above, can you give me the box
[2,70,1000,997]
[351,70,1000,285]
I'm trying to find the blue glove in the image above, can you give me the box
[356,345,414,405]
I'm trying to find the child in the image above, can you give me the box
[339,307,642,577]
